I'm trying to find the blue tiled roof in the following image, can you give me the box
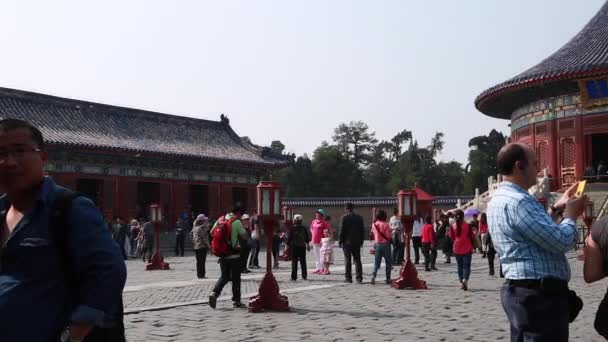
[0,87,289,166]
[476,1,608,118]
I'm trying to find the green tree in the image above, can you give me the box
[465,129,506,192]
[270,140,285,153]
[283,155,317,196]
[312,142,361,196]
[332,121,378,167]
[365,129,413,195]
[386,132,466,195]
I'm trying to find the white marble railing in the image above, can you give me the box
[454,171,549,213]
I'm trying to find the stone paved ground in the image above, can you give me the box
[123,243,608,341]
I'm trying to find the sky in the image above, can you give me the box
[0,0,605,163]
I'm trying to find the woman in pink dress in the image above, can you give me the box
[319,228,334,275]
[310,209,330,273]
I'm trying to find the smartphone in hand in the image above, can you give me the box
[575,180,587,197]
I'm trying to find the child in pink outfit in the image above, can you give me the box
[319,228,334,275]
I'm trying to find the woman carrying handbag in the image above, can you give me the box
[369,210,392,285]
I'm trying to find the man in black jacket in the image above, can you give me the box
[339,202,365,283]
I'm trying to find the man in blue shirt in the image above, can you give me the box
[0,119,127,341]
[487,143,586,341]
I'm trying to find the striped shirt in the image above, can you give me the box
[487,182,578,281]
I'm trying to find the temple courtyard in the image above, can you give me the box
[123,243,607,341]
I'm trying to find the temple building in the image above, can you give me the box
[0,87,289,222]
[476,1,608,189]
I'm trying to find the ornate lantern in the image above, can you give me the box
[392,189,426,290]
[280,206,294,261]
[146,203,170,270]
[584,201,595,221]
[150,203,162,222]
[397,189,417,226]
[257,181,282,218]
[583,201,596,235]
[433,209,442,222]
[282,205,293,223]
[397,190,416,219]
[578,201,596,261]
[249,181,289,312]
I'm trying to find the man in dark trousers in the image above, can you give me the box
[208,206,249,309]
[339,202,365,283]
[287,214,311,281]
[174,217,187,257]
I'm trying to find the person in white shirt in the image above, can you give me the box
[412,215,424,264]
[389,208,404,265]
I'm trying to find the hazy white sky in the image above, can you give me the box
[0,0,604,163]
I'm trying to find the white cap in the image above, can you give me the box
[293,214,303,221]
[242,214,250,220]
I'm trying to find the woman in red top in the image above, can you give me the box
[479,213,490,258]
[448,209,474,291]
[421,216,437,272]
[370,210,392,285]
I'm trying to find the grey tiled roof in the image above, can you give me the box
[282,196,474,207]
[476,1,608,118]
[0,87,289,167]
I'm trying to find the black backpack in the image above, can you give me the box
[49,190,126,342]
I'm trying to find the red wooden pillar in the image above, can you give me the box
[124,180,137,221]
[173,183,188,222]
[222,185,233,213]
[102,179,115,219]
[116,178,127,220]
[585,135,593,167]
[160,182,171,227]
[247,186,257,214]
[547,120,558,190]
[209,184,221,219]
[51,173,77,191]
[531,123,537,153]
[113,178,120,219]
[575,116,585,180]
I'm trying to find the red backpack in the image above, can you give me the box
[211,216,240,257]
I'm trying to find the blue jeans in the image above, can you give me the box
[373,243,392,281]
[454,253,472,282]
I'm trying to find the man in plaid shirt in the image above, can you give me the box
[487,143,586,341]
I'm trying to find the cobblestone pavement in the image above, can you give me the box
[123,244,608,341]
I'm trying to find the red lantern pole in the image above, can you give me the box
[146,204,170,271]
[249,181,289,312]
[392,190,427,290]
[578,201,595,261]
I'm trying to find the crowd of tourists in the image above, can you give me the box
[203,142,608,341]
[1,118,608,341]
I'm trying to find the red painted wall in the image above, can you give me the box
[48,172,258,223]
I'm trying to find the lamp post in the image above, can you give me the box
[279,206,294,261]
[433,208,442,222]
[146,203,170,270]
[583,201,596,241]
[577,201,595,261]
[249,181,289,312]
[392,189,427,290]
